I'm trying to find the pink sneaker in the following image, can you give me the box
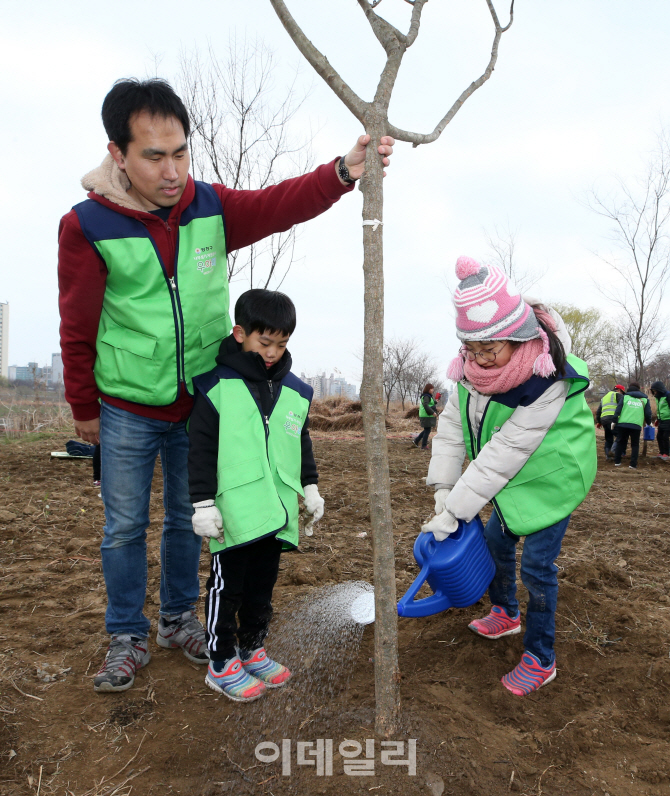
[468,605,521,639]
[240,647,291,688]
[502,652,556,696]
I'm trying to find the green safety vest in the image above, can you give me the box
[419,396,436,418]
[657,396,670,422]
[196,368,312,554]
[458,354,596,536]
[599,390,619,419]
[618,394,647,427]
[74,183,231,405]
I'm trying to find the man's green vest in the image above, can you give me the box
[618,394,647,427]
[600,390,619,419]
[74,183,231,405]
[198,370,311,554]
[458,354,596,536]
[658,395,670,422]
[419,396,436,418]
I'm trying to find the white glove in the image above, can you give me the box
[303,484,325,536]
[192,500,223,539]
[434,488,451,515]
[421,509,459,542]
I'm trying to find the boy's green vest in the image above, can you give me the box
[198,370,311,553]
[458,354,596,536]
[599,390,619,419]
[657,395,670,422]
[73,183,231,405]
[419,396,436,417]
[618,394,647,427]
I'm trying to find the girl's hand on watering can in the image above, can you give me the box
[434,488,451,515]
[421,509,459,542]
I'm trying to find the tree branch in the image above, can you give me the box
[357,0,408,50]
[268,0,368,122]
[387,0,514,145]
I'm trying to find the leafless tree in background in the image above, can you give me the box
[382,337,417,412]
[177,37,313,288]
[484,223,547,293]
[553,303,630,390]
[269,0,515,734]
[586,131,670,385]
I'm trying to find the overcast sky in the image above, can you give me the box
[2,0,670,387]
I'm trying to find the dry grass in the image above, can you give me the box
[0,391,73,439]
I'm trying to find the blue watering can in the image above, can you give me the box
[397,515,495,618]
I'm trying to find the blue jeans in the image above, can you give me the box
[484,511,570,667]
[99,402,202,637]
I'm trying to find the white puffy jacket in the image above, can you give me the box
[427,304,572,524]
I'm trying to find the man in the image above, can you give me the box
[58,78,394,692]
[611,382,652,470]
[595,383,624,459]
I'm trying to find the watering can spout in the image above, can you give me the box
[397,516,495,619]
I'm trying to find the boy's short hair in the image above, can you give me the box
[234,289,296,336]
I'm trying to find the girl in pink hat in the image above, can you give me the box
[422,256,597,695]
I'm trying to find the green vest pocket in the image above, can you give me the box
[276,466,304,497]
[100,325,158,359]
[217,457,265,492]
[504,448,567,525]
[200,316,230,350]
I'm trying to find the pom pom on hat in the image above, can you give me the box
[455,256,481,280]
[447,354,465,382]
[532,327,556,377]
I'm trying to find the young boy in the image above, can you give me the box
[188,289,325,702]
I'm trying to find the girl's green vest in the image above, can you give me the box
[73,183,231,405]
[618,394,647,427]
[196,368,312,553]
[458,354,596,536]
[599,390,619,418]
[419,395,436,417]
[658,395,670,422]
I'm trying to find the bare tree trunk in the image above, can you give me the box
[359,113,399,737]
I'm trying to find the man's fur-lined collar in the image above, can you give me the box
[81,154,148,212]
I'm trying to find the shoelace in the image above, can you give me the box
[101,638,145,674]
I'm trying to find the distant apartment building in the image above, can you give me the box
[0,302,8,379]
[9,362,42,383]
[8,354,64,387]
[50,353,64,386]
[300,371,359,400]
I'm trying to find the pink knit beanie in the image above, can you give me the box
[447,256,556,381]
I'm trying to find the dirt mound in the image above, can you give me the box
[311,396,362,417]
[405,405,420,419]
[309,411,393,431]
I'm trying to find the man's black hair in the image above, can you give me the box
[101,78,190,155]
[235,289,296,336]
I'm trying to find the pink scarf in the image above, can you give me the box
[464,338,544,395]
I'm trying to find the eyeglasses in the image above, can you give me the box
[461,341,509,362]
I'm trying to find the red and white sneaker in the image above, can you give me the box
[240,647,291,688]
[468,605,521,639]
[501,651,556,696]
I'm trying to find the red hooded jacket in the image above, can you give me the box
[58,159,352,423]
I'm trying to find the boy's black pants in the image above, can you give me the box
[614,427,640,467]
[601,417,615,454]
[657,422,670,456]
[205,534,283,662]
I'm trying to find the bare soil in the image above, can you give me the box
[1,428,670,796]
